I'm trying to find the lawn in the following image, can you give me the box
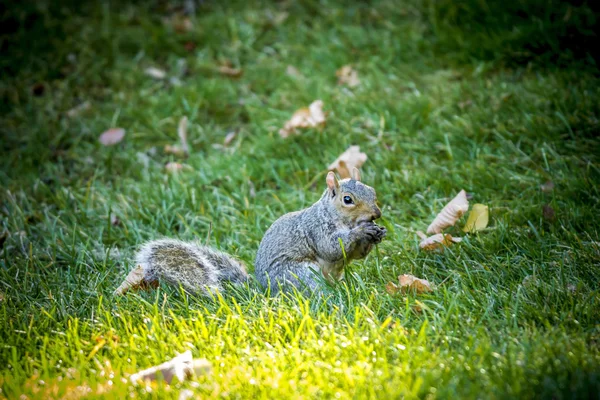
[1,0,600,398]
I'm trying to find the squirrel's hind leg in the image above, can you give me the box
[265,262,323,296]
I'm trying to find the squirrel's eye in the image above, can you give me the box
[343,195,354,205]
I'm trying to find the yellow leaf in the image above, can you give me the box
[462,203,489,232]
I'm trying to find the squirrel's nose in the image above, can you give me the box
[371,207,382,221]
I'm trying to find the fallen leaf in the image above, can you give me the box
[113,265,158,296]
[426,190,469,234]
[386,275,433,295]
[99,128,126,146]
[145,67,167,80]
[164,117,190,157]
[462,203,489,232]
[399,274,433,294]
[66,101,91,118]
[224,131,237,146]
[129,350,211,385]
[540,180,554,193]
[336,65,360,88]
[417,231,461,251]
[218,65,243,78]
[279,100,326,138]
[327,146,367,179]
[286,65,302,78]
[543,204,555,221]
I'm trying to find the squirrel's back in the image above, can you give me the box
[136,239,249,295]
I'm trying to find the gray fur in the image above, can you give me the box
[254,178,386,294]
[123,177,385,297]
[135,239,249,295]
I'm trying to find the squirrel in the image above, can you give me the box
[115,167,386,296]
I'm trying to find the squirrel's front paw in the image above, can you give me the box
[358,222,387,244]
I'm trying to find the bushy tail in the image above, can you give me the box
[114,239,249,296]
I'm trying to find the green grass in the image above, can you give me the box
[1,0,600,398]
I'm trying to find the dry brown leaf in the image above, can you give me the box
[426,190,469,234]
[279,100,326,138]
[462,203,489,233]
[336,65,360,88]
[327,146,367,179]
[99,128,126,146]
[417,231,462,251]
[218,65,243,78]
[145,67,167,79]
[129,351,211,385]
[113,265,158,296]
[224,131,237,146]
[399,274,433,294]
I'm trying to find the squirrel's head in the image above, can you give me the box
[324,168,382,226]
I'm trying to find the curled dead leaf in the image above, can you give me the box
[463,203,489,233]
[328,146,367,179]
[426,190,469,234]
[336,65,360,88]
[129,350,211,385]
[417,231,461,251]
[99,128,126,146]
[145,67,167,80]
[279,100,326,138]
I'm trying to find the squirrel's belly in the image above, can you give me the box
[316,256,345,281]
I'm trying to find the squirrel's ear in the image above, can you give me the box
[326,171,340,193]
[351,167,361,181]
